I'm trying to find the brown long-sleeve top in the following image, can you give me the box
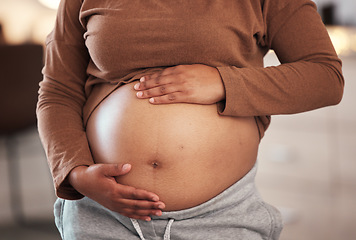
[36,0,344,200]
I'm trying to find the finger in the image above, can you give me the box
[118,198,165,210]
[121,212,153,222]
[149,92,188,104]
[134,72,174,90]
[136,84,179,99]
[120,205,163,217]
[118,185,160,202]
[98,163,131,177]
[147,67,176,81]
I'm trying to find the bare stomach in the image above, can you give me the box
[86,81,259,211]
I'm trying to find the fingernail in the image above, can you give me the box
[152,196,159,201]
[158,204,165,209]
[122,164,131,171]
[136,91,143,97]
[155,211,162,216]
[145,217,151,222]
[140,76,145,82]
[149,98,154,103]
[134,83,140,90]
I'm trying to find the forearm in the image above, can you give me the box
[216,59,343,117]
[37,88,94,200]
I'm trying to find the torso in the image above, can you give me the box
[86,81,259,211]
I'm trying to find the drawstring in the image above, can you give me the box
[130,218,175,240]
[163,219,175,240]
[131,219,146,240]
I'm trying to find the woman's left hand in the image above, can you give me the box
[134,64,225,105]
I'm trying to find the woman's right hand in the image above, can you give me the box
[67,163,165,221]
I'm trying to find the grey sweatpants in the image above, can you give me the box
[54,164,283,240]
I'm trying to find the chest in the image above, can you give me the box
[81,0,266,73]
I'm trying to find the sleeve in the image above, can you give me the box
[36,0,93,200]
[216,0,344,118]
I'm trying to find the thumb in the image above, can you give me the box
[102,163,131,177]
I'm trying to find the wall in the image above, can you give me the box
[0,0,355,239]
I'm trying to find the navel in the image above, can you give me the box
[150,160,161,169]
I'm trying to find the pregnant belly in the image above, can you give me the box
[86,81,259,211]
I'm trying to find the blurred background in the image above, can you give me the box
[0,0,355,239]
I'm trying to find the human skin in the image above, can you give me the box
[134,64,226,105]
[69,64,255,221]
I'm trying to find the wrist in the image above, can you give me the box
[68,165,89,190]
